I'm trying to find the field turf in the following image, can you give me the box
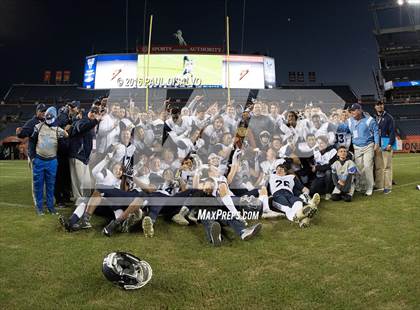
[0,154,419,309]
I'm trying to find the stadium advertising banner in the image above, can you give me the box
[223,55,265,89]
[83,56,97,89]
[84,54,275,89]
[94,54,138,89]
[264,57,276,88]
[137,54,223,88]
[392,80,420,88]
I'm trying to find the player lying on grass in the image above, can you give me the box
[59,154,146,236]
[331,146,358,202]
[189,151,281,220]
[226,149,283,219]
[130,168,200,238]
[269,163,320,228]
[193,178,263,247]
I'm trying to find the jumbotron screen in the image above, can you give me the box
[83,53,276,89]
[138,54,223,88]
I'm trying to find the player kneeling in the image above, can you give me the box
[269,164,320,228]
[331,146,357,202]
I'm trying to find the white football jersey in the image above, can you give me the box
[269,174,296,195]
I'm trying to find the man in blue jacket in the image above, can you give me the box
[374,101,396,194]
[68,107,102,205]
[29,107,68,215]
[338,103,380,196]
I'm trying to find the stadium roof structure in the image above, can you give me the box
[3,84,109,105]
[279,83,359,104]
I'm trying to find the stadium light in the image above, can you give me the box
[397,0,420,5]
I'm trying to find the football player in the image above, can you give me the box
[331,146,358,202]
[269,163,320,228]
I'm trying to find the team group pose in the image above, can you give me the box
[17,95,395,246]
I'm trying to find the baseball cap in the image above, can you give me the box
[36,103,47,112]
[349,103,362,111]
[68,100,81,109]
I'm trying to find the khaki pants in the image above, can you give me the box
[353,143,375,192]
[69,158,92,205]
[374,149,393,190]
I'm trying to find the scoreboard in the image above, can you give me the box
[83,53,276,89]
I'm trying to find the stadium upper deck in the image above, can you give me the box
[371,0,420,103]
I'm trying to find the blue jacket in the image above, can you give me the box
[68,116,99,165]
[17,116,43,139]
[375,111,396,147]
[339,114,380,147]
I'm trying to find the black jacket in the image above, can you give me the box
[17,116,43,139]
[68,116,99,165]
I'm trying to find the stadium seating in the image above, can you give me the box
[3,84,109,105]
[362,103,420,119]
[0,122,25,141]
[397,119,420,137]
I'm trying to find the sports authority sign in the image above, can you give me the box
[137,45,224,54]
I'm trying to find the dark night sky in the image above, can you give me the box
[0,0,381,97]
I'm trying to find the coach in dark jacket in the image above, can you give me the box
[374,101,395,194]
[68,108,101,204]
[55,100,81,207]
[16,103,47,139]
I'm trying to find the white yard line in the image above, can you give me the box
[393,181,420,188]
[395,156,420,160]
[1,202,32,208]
[393,163,420,167]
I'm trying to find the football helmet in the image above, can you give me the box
[102,252,152,290]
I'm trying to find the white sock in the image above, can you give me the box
[114,209,123,219]
[74,203,86,218]
[221,195,240,217]
[259,195,270,212]
[273,202,295,221]
[291,201,303,219]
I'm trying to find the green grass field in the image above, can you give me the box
[1,155,420,309]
